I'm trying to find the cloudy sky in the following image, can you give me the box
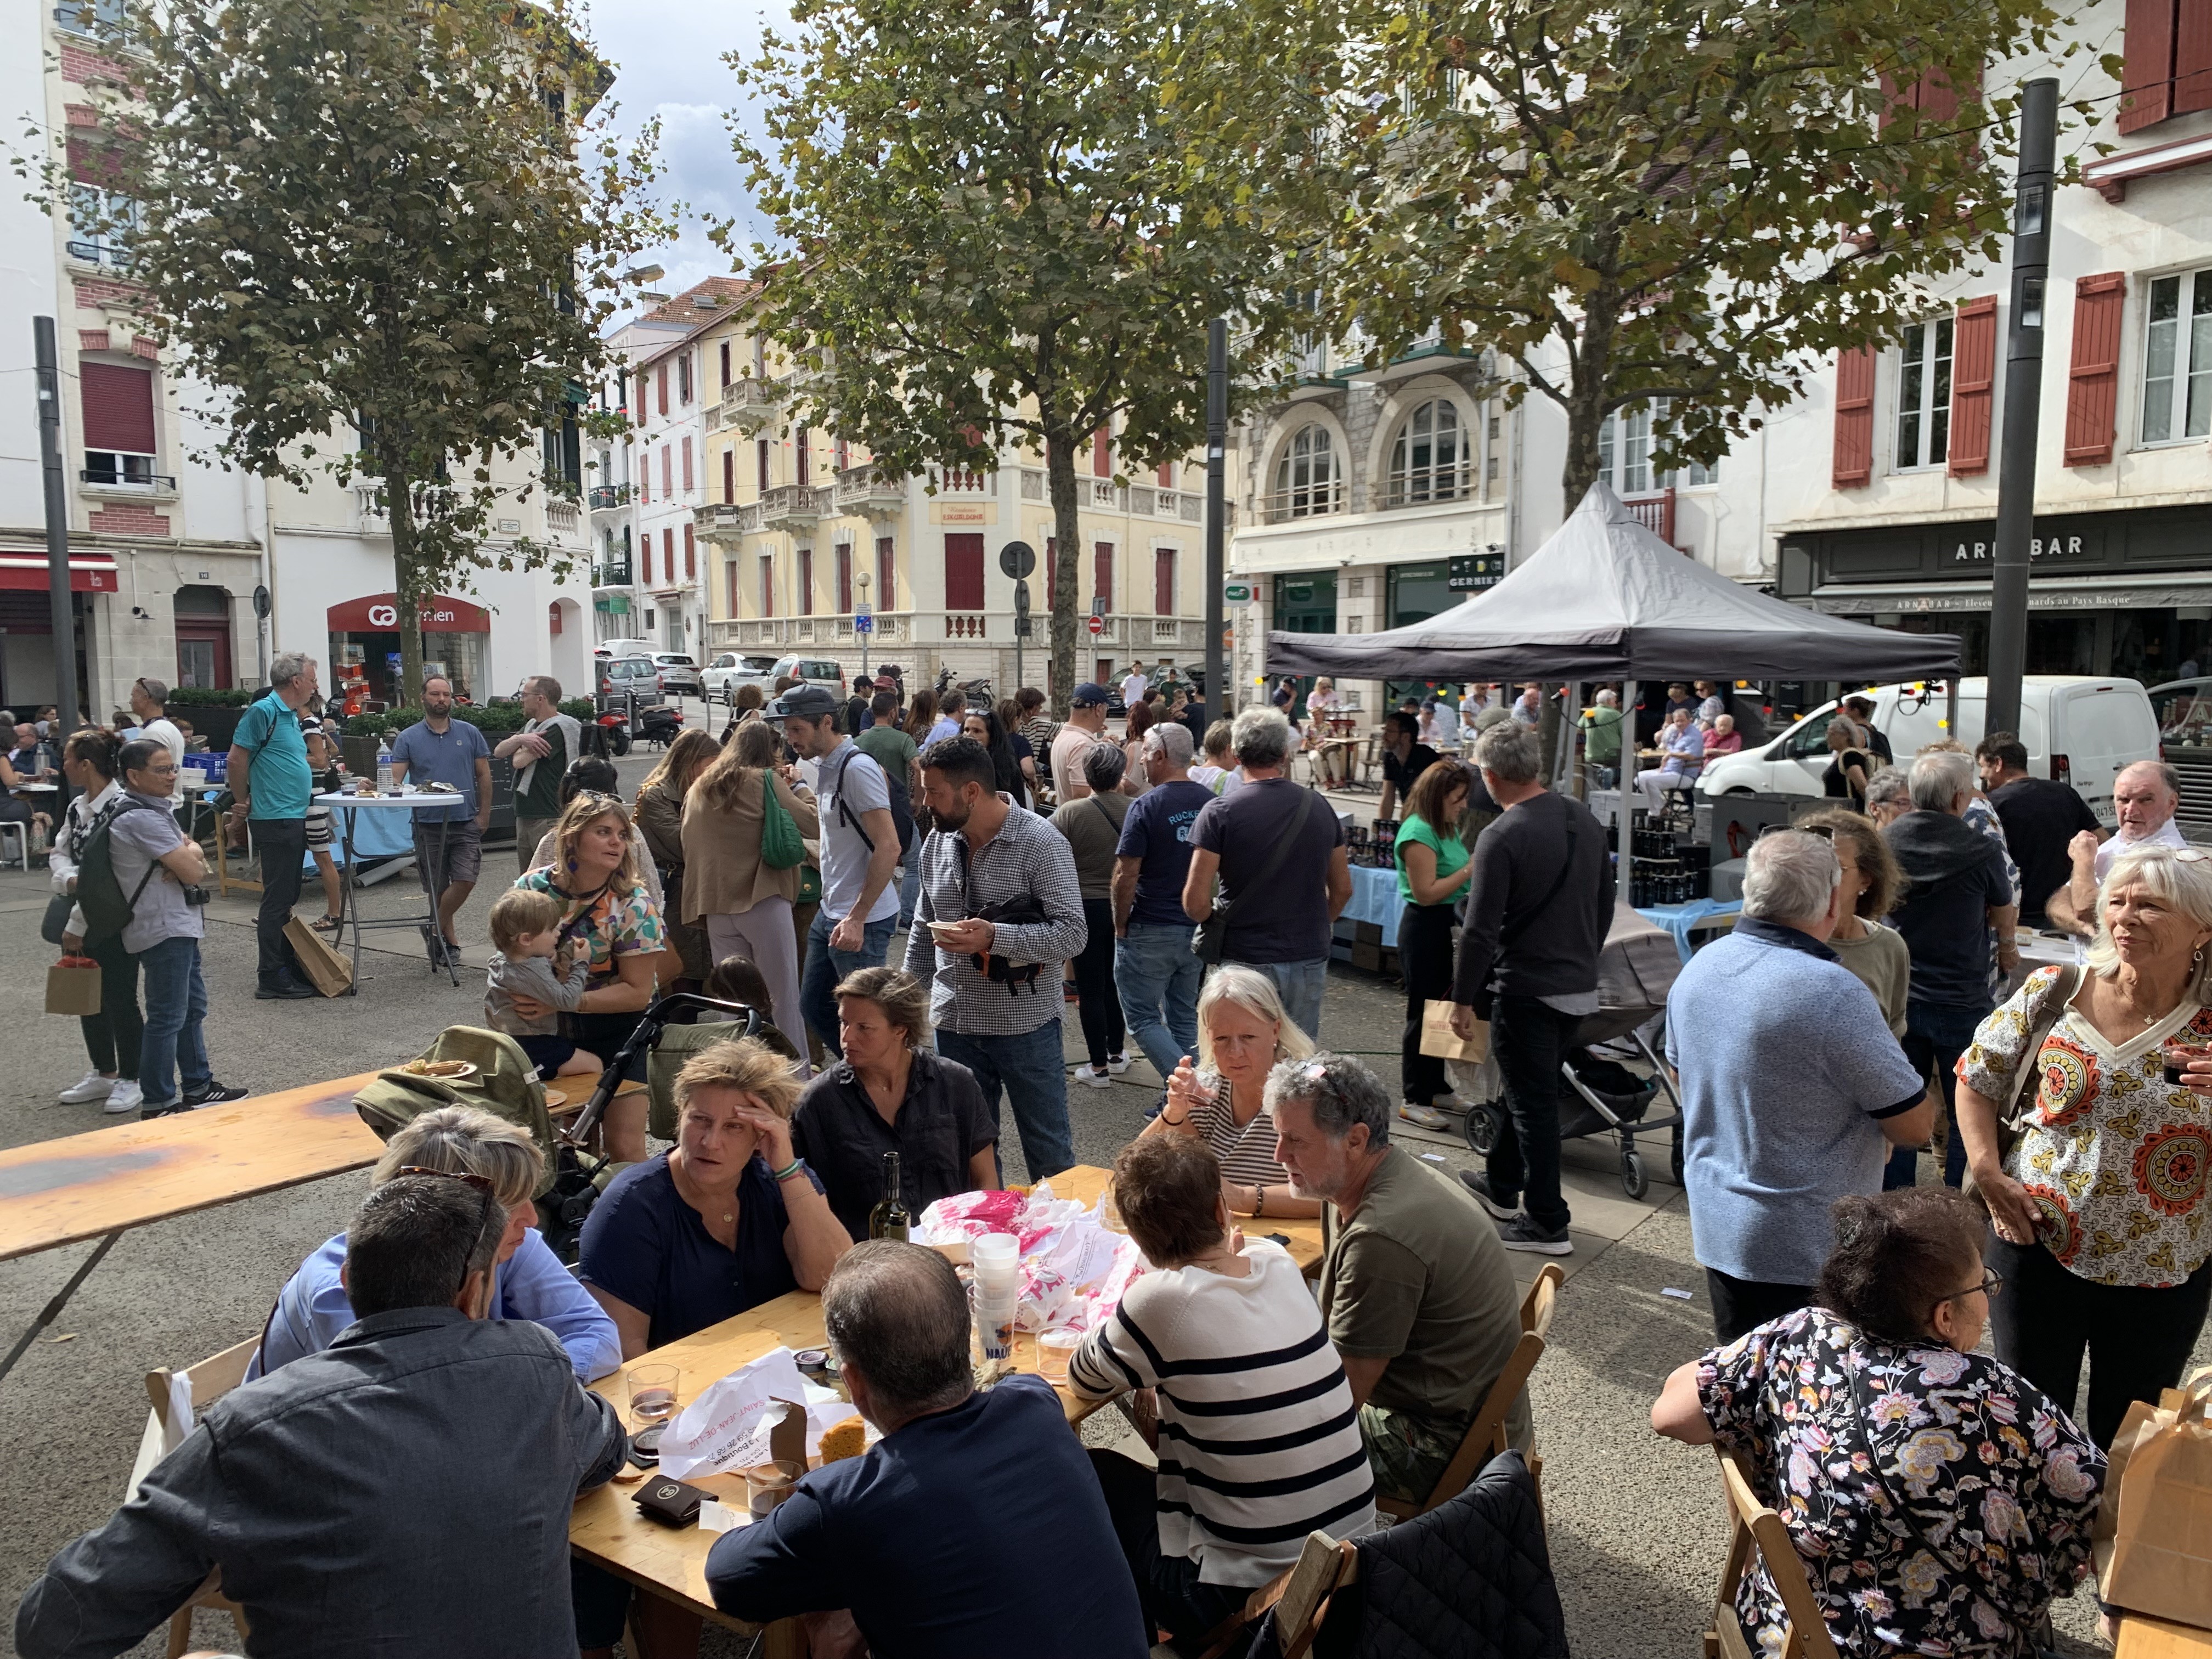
[580,0,784,315]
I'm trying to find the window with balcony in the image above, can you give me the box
[876,536,895,610]
[945,534,985,612]
[760,555,775,617]
[2143,268,2212,445]
[797,546,814,615]
[1897,318,1954,468]
[757,439,770,493]
[1154,547,1176,614]
[66,185,136,267]
[1384,399,1469,506]
[1094,541,1115,614]
[1269,424,1340,520]
[81,361,156,486]
[723,449,735,504]
[835,543,853,613]
[719,341,731,392]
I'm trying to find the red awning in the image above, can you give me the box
[326,592,492,633]
[0,554,119,593]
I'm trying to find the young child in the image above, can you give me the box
[700,954,774,1022]
[300,720,346,934]
[485,889,599,1080]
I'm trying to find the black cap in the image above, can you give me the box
[765,684,840,721]
[1071,682,1111,708]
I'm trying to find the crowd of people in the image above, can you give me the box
[20,661,2212,1659]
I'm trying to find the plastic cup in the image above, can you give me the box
[1037,1329,1082,1383]
[744,1459,805,1517]
[971,1234,1018,1271]
[2164,1038,2210,1087]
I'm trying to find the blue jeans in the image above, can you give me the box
[1886,998,1989,1189]
[938,1022,1075,1181]
[1116,922,1201,1078]
[799,908,894,1058]
[138,934,212,1109]
[898,861,922,929]
[1233,957,1329,1045]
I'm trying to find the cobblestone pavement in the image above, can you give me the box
[0,747,2125,1656]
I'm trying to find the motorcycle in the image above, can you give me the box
[589,707,631,758]
[933,667,994,703]
[634,702,685,749]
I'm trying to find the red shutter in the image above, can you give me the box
[2064,272,2127,466]
[681,437,693,493]
[2179,0,2212,111]
[81,362,156,453]
[719,341,731,390]
[1092,428,1110,477]
[1157,461,1173,488]
[1948,296,1998,477]
[2122,0,2178,130]
[723,449,734,504]
[945,533,985,612]
[664,528,675,580]
[1832,347,1876,487]
[1154,547,1175,613]
[727,561,740,617]
[757,440,769,493]
[641,535,653,585]
[797,429,809,486]
[797,546,813,615]
[661,447,672,496]
[634,370,647,420]
[1046,537,1057,611]
[684,523,696,580]
[549,602,562,636]
[761,556,774,618]
[657,364,668,416]
[1094,542,1115,613]
[876,537,895,609]
[837,544,853,613]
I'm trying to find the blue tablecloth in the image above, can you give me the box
[1636,899,1743,962]
[1341,863,1404,948]
[314,795,432,866]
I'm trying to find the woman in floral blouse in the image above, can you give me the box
[509,791,670,1165]
[1652,1188,2104,1658]
[1955,843,2212,1448]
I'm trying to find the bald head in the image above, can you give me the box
[2117,761,2181,840]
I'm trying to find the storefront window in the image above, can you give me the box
[326,592,492,710]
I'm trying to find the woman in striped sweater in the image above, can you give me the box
[1073,1136,1376,1642]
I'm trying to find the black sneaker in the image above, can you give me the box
[180,1080,251,1107]
[1458,1170,1521,1221]
[255,978,318,1001]
[1497,1216,1573,1256]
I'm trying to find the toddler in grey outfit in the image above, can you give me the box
[485,889,599,1080]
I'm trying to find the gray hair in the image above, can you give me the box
[1196,964,1317,1073]
[1473,720,1541,785]
[1864,766,1910,811]
[1146,719,1194,768]
[2118,759,2182,800]
[134,675,171,704]
[373,1104,544,1209]
[1595,689,1617,706]
[821,1242,973,1419]
[1230,706,1294,770]
[2086,845,2212,994]
[1908,751,1976,813]
[269,651,313,690]
[1082,741,1128,793]
[523,674,562,704]
[1262,1051,1392,1147]
[1741,829,1841,926]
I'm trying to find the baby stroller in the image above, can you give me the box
[1457,901,1686,1200]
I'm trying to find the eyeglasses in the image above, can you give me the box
[397,1167,500,1298]
[1756,822,1835,843]
[1933,1267,2004,1314]
[397,1165,495,1194]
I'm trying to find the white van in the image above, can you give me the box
[598,639,656,659]
[1695,676,2159,825]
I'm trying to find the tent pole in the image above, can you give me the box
[1560,682,1581,794]
[1618,679,1638,898]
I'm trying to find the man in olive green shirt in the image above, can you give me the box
[1268,1052,1531,1503]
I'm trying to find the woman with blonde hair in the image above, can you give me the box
[580,1037,849,1357]
[251,1104,620,1381]
[1146,964,1320,1218]
[508,791,668,1163]
[682,719,820,1068]
[1957,844,2212,1446]
[634,727,720,986]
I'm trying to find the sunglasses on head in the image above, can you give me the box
[397,1166,500,1296]
[1757,822,1835,843]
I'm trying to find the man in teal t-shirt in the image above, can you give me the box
[226,651,320,1000]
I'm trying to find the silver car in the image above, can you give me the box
[651,652,704,697]
[703,652,781,703]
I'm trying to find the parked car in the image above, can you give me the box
[1695,675,2158,825]
[652,652,704,697]
[599,638,656,659]
[703,652,781,703]
[769,656,848,697]
[596,654,669,708]
[2148,679,2212,840]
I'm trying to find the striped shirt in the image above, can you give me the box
[1187,1084,1290,1190]
[1068,1242,1376,1585]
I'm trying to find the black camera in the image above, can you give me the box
[182,884,212,907]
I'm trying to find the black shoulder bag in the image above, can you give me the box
[1193,785,1319,966]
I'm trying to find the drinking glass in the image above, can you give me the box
[627,1363,680,1450]
[745,1459,805,1517]
[1037,1329,1083,1384]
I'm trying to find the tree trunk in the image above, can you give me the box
[1559,297,1619,513]
[381,455,426,708]
[1045,430,1082,716]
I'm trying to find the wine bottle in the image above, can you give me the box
[868,1150,910,1241]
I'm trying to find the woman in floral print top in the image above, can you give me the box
[1954,843,2212,1448]
[1653,1188,2104,1658]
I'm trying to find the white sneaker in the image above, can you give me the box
[104,1080,143,1114]
[1106,1053,1132,1075]
[58,1071,115,1104]
[1073,1064,1114,1088]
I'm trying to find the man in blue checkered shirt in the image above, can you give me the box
[904,735,1088,1177]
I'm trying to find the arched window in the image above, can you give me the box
[1386,399,1470,506]
[1268,425,1339,520]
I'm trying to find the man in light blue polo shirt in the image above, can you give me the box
[1667,828,1932,1345]
[390,676,494,967]
[227,651,319,1001]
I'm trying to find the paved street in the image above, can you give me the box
[0,751,2123,1656]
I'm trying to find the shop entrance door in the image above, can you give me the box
[174,584,234,690]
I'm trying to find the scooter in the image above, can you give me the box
[933,667,994,703]
[634,702,685,749]
[589,706,631,757]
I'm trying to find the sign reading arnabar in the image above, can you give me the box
[326,593,493,633]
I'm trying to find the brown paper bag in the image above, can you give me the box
[45,960,101,1017]
[768,1399,809,1470]
[1419,998,1488,1064]
[284,916,354,997]
[2095,1367,2212,1625]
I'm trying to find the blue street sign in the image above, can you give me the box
[855,613,873,634]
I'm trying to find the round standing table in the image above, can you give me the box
[312,791,462,992]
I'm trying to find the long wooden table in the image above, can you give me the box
[568,1165,1325,1633]
[2119,1617,2212,1657]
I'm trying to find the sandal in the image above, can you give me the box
[312,915,345,934]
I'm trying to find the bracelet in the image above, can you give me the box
[1161,1110,1188,1127]
[772,1158,806,1183]
[1252,1184,1265,1217]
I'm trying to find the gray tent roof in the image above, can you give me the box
[1266,483,1962,682]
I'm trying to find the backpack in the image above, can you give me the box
[352,1026,557,1198]
[76,798,162,945]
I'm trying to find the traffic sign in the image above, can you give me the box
[999,540,1037,579]
[855,614,873,634]
[1087,615,1104,636]
[1224,583,1251,604]
[1013,579,1031,617]
[1016,618,1033,636]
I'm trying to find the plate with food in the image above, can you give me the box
[421,781,459,794]
[924,920,967,940]
[401,1059,477,1081]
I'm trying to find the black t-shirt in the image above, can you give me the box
[1991,777,2101,925]
[1190,778,1347,964]
[789,1051,997,1242]
[1382,742,1440,801]
[1886,822,2014,1007]
[1822,749,1872,807]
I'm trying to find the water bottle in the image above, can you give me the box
[376,737,394,793]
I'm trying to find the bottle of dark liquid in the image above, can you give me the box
[868,1151,910,1241]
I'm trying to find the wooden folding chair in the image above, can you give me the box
[1376,1262,1563,1521]
[1149,1530,1359,1659]
[1704,1451,1838,1659]
[131,1336,258,1659]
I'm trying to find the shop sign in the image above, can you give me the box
[326,592,492,633]
[1449,551,1505,591]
